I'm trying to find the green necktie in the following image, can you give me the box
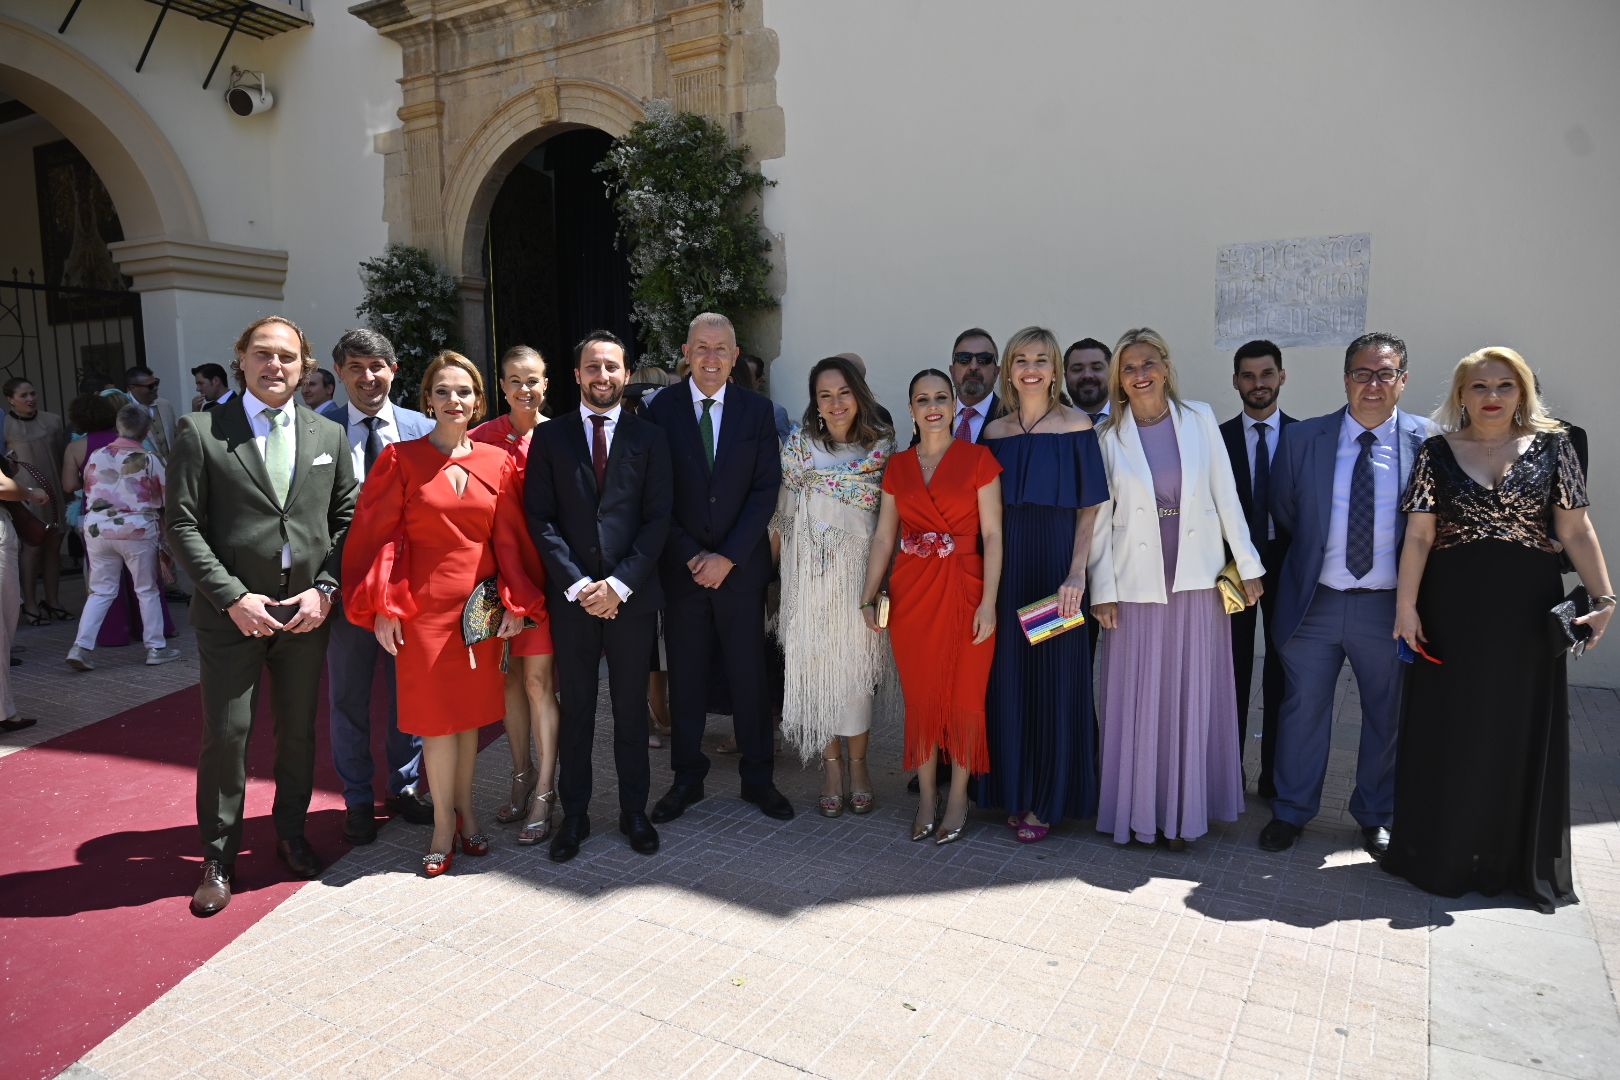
[699,397,716,468]
[266,409,292,506]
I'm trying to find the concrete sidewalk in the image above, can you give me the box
[9,582,1618,1079]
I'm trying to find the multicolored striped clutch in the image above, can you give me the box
[1016,594,1086,645]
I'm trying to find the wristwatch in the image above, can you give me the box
[314,582,338,601]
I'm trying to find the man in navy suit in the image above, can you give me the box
[324,328,436,843]
[1260,332,1436,859]
[1220,340,1295,798]
[527,330,672,861]
[646,312,791,822]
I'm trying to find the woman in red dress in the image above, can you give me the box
[861,369,1003,844]
[343,352,548,876]
[470,345,562,843]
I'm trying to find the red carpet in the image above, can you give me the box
[0,672,403,1080]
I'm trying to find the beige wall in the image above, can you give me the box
[762,0,1620,685]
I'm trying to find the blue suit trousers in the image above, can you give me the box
[327,609,421,808]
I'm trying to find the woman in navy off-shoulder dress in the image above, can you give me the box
[975,327,1109,843]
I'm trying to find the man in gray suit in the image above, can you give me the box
[324,328,436,844]
[1259,331,1436,859]
[167,316,357,916]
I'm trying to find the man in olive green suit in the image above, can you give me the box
[166,315,358,917]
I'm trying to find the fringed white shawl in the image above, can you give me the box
[771,428,897,763]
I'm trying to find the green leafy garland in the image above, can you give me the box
[596,101,777,367]
[355,242,460,404]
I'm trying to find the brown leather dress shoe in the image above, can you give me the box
[190,860,232,917]
[275,837,323,879]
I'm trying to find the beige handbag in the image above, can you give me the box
[1215,560,1249,615]
[875,591,891,628]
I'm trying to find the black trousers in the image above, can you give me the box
[553,601,659,818]
[195,620,331,863]
[664,583,773,789]
[1232,538,1286,790]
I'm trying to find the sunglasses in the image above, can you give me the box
[952,351,997,367]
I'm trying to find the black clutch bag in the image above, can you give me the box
[1549,585,1592,658]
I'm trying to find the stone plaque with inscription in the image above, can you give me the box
[1215,234,1371,348]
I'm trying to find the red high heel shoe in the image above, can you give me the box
[421,847,454,877]
[455,811,491,857]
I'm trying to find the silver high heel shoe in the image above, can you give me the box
[493,765,538,825]
[515,789,555,845]
[910,795,941,842]
[935,812,968,845]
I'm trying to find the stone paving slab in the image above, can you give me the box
[7,576,1619,1078]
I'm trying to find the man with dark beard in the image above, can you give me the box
[526,330,672,861]
[1063,338,1113,423]
[1219,339,1294,797]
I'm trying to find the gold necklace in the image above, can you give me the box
[1132,404,1171,426]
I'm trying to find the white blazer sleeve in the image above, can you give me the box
[1201,406,1265,578]
[1087,441,1119,606]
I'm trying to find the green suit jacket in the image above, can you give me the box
[165,395,358,631]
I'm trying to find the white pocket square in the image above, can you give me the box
[311,453,334,467]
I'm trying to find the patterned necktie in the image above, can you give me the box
[954,405,977,442]
[699,398,716,468]
[1346,429,1376,578]
[590,413,609,491]
[361,415,382,475]
[266,409,292,507]
[1250,422,1270,543]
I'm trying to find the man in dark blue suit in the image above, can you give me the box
[646,312,791,821]
[1260,332,1436,859]
[1219,339,1295,799]
[527,330,672,861]
[323,329,436,844]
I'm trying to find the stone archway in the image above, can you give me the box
[354,0,784,368]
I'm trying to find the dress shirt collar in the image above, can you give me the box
[1341,407,1398,443]
[242,390,296,425]
[348,399,396,429]
[580,402,623,425]
[689,379,728,408]
[1246,409,1281,434]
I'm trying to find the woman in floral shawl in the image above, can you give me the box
[772,356,895,816]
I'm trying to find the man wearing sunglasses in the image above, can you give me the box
[1260,331,1436,860]
[942,328,1003,443]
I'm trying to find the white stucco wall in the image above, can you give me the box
[762,0,1620,686]
[1,0,399,390]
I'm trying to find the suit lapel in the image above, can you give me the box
[558,411,597,496]
[1115,407,1155,498]
[224,398,278,506]
[603,410,638,493]
[671,379,710,473]
[711,389,742,471]
[1312,408,1346,537]
[1223,419,1252,511]
[283,404,322,509]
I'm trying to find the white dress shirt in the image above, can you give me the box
[241,390,297,569]
[345,399,400,484]
[1319,409,1401,591]
[689,379,726,448]
[1085,400,1112,424]
[1243,410,1282,541]
[566,402,631,604]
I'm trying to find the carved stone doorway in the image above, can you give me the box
[483,128,633,412]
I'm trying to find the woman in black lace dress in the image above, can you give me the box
[1386,347,1613,912]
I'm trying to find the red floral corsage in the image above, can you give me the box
[899,531,956,558]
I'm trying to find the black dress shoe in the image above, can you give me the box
[1258,818,1302,852]
[190,860,232,917]
[387,790,435,825]
[275,837,323,879]
[343,805,378,845]
[650,782,705,824]
[740,783,795,821]
[619,811,660,854]
[549,814,590,863]
[1361,825,1391,860]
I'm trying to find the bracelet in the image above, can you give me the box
[859,601,875,609]
[1594,594,1617,609]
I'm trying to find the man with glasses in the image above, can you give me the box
[1259,332,1435,859]
[913,328,1001,448]
[124,366,176,461]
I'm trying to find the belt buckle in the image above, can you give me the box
[1157,507,1179,518]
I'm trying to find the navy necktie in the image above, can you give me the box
[1346,429,1377,578]
[361,415,382,474]
[1250,422,1270,543]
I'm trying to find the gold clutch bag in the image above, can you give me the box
[1215,560,1248,615]
[876,591,891,629]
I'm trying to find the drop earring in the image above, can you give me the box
[1459,402,1469,427]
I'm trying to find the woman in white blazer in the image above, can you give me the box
[1088,328,1264,849]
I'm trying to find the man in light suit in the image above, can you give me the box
[646,312,791,822]
[323,328,435,844]
[123,366,176,460]
[1260,331,1435,859]
[527,330,672,861]
[167,316,357,916]
[1219,340,1296,798]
